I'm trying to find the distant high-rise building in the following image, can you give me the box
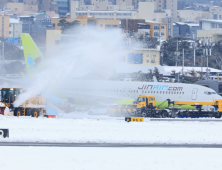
[155,0,177,18]
[38,0,58,13]
[54,0,69,16]
[0,15,10,38]
[0,0,7,9]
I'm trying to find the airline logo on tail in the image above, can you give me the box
[21,33,44,74]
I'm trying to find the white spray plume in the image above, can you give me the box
[14,26,137,106]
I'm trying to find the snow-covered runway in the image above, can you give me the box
[1,113,222,144]
[1,147,222,170]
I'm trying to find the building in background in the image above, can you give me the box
[96,19,119,29]
[0,15,10,38]
[137,21,168,41]
[54,0,69,16]
[199,19,222,30]
[75,10,138,20]
[155,0,177,18]
[6,2,39,13]
[209,6,222,20]
[123,49,160,66]
[19,16,34,35]
[0,0,7,9]
[9,17,22,38]
[121,19,145,35]
[32,14,52,38]
[178,10,210,23]
[173,22,199,39]
[138,1,155,21]
[52,15,120,30]
[197,19,222,42]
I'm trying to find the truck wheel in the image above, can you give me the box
[15,109,22,117]
[32,109,39,118]
[162,110,169,118]
[215,112,221,118]
[141,111,146,117]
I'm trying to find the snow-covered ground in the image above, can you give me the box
[1,113,222,144]
[1,147,222,170]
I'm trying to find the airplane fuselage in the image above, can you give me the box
[60,80,222,104]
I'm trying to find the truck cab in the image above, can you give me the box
[136,95,156,109]
[0,88,21,107]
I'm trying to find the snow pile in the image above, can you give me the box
[1,116,222,144]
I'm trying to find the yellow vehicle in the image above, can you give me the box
[108,104,137,116]
[119,104,137,115]
[117,105,127,114]
[0,88,46,117]
[137,95,156,109]
[108,95,163,117]
[108,104,119,116]
[135,95,164,117]
[126,104,137,115]
[169,99,222,118]
[109,95,222,118]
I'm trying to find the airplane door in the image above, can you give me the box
[192,88,198,100]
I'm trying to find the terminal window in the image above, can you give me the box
[128,53,143,64]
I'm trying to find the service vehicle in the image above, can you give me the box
[135,95,169,117]
[168,99,222,118]
[108,94,222,118]
[0,88,46,117]
[108,104,119,116]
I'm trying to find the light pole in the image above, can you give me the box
[174,39,180,66]
[201,38,212,80]
[193,41,196,66]
[0,40,4,61]
[182,48,184,75]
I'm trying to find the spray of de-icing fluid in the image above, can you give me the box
[13,26,141,108]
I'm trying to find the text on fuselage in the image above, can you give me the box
[138,85,183,91]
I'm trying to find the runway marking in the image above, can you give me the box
[1,142,222,148]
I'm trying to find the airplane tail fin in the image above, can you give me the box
[21,33,44,74]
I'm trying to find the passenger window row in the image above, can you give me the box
[64,88,184,95]
[141,90,184,94]
[64,88,140,93]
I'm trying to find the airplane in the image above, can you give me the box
[57,80,221,109]
[20,33,222,110]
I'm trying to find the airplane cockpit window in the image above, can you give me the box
[204,92,214,95]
